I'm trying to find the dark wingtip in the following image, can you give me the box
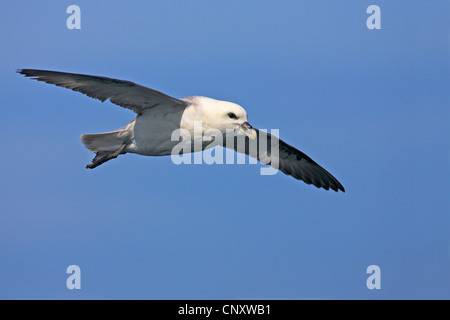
[322,177,345,193]
[17,69,44,77]
[327,182,345,193]
[17,69,33,77]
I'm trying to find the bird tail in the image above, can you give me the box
[81,130,128,152]
[80,120,134,169]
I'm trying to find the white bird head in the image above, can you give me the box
[192,96,257,139]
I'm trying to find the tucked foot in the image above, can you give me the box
[86,144,127,169]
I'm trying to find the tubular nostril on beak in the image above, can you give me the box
[239,121,257,140]
[241,121,253,130]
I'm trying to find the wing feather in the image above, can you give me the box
[229,129,345,192]
[18,69,187,114]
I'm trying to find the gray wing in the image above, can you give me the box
[18,69,187,114]
[229,129,345,192]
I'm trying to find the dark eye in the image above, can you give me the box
[227,112,237,119]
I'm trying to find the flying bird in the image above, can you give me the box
[18,69,345,192]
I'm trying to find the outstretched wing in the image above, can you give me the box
[228,129,345,192]
[18,69,187,114]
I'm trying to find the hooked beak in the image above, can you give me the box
[238,121,257,140]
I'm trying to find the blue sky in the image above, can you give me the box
[0,1,448,299]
